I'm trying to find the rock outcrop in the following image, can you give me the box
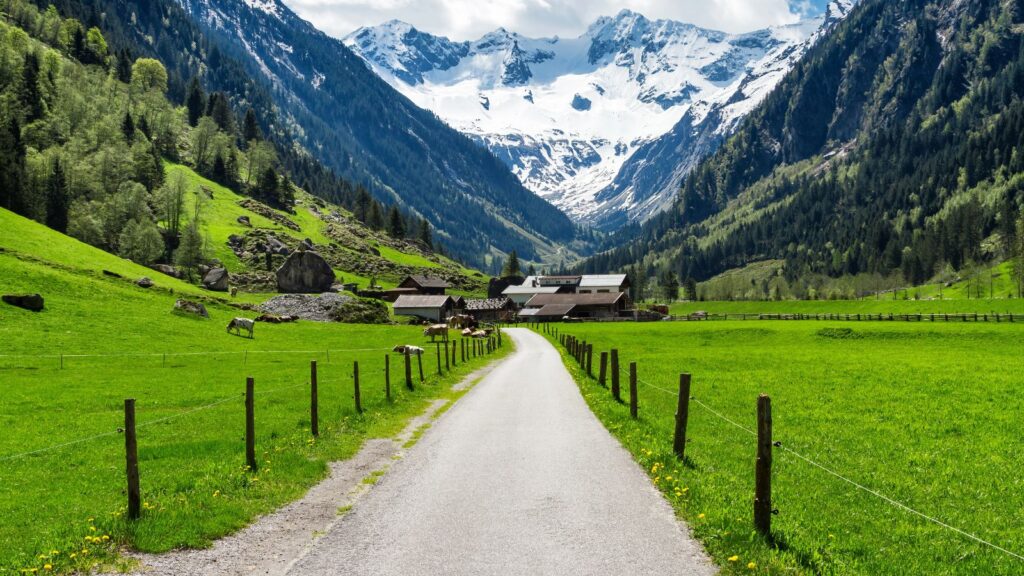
[276,250,336,294]
[2,294,44,312]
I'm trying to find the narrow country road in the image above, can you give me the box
[286,328,715,576]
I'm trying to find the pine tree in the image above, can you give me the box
[683,277,698,301]
[206,92,234,133]
[368,201,384,230]
[418,218,433,249]
[174,219,205,281]
[242,108,262,143]
[20,51,44,122]
[502,250,522,277]
[256,166,279,205]
[186,77,205,128]
[121,112,135,141]
[387,206,405,238]
[661,271,680,302]
[0,118,26,214]
[45,158,69,233]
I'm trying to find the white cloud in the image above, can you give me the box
[282,0,810,41]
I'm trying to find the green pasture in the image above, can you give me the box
[0,248,507,574]
[541,321,1024,575]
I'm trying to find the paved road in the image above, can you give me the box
[286,328,714,576]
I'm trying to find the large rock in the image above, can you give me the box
[276,250,336,294]
[2,294,44,312]
[150,264,182,279]
[203,267,230,292]
[137,277,154,289]
[173,299,209,318]
[266,236,291,256]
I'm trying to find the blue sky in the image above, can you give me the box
[284,0,834,41]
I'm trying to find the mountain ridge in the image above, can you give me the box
[344,8,842,227]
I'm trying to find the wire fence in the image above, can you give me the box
[552,328,1024,565]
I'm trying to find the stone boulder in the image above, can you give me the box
[137,277,154,289]
[276,251,336,294]
[2,294,44,312]
[173,299,209,318]
[150,264,182,279]
[203,268,229,292]
[266,236,290,256]
[237,215,252,227]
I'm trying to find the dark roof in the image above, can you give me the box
[404,275,450,289]
[393,295,454,309]
[525,292,626,307]
[465,298,514,311]
[534,304,576,317]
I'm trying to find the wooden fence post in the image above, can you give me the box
[629,362,638,419]
[611,349,621,402]
[311,361,319,437]
[586,344,593,377]
[436,343,442,376]
[124,399,140,520]
[445,341,451,371]
[599,352,608,387]
[354,361,362,414]
[385,354,391,401]
[245,377,257,472]
[405,350,413,390]
[417,351,424,383]
[755,394,773,537]
[673,374,691,461]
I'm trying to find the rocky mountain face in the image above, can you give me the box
[173,0,577,266]
[345,7,852,229]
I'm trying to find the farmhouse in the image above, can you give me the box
[503,274,632,308]
[523,292,628,319]
[392,295,455,323]
[398,275,450,295]
[465,297,517,322]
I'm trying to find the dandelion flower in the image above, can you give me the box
[44,565,52,571]
[747,562,757,569]
[698,513,706,519]
[728,555,739,562]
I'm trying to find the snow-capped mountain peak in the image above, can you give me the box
[345,5,856,225]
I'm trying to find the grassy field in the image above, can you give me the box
[0,230,507,574]
[667,297,1024,316]
[539,321,1024,575]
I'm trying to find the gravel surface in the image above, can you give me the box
[258,293,352,322]
[286,328,715,576]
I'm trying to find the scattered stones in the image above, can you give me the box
[238,199,301,231]
[203,268,230,292]
[2,293,44,312]
[237,215,252,227]
[137,277,154,289]
[255,313,299,324]
[173,299,209,318]
[300,238,315,252]
[276,251,336,294]
[266,236,291,256]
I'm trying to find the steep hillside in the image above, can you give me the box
[587,0,1024,295]
[345,10,829,226]
[171,0,576,266]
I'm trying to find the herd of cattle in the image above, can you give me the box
[226,313,495,347]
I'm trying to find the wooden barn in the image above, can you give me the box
[398,275,450,295]
[393,295,456,323]
[465,298,517,322]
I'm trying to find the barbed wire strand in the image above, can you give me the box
[0,382,311,464]
[625,370,1024,563]
[0,347,394,360]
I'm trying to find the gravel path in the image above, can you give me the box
[286,328,715,576]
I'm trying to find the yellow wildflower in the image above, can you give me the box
[44,565,52,571]
[748,562,757,569]
[698,513,706,519]
[728,555,739,562]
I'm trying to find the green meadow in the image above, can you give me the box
[668,297,1024,316]
[0,228,506,574]
[542,321,1024,575]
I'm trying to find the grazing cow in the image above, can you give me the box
[447,314,473,329]
[423,324,449,342]
[227,317,255,339]
[392,345,425,356]
[471,330,487,339]
[461,328,474,337]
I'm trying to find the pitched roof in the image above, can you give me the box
[579,274,629,288]
[524,292,626,307]
[393,295,454,309]
[465,298,514,311]
[404,275,450,289]
[534,304,576,317]
[502,285,560,295]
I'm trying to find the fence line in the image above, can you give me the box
[630,373,1024,561]
[0,347,394,361]
[557,330,1024,564]
[0,382,312,464]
